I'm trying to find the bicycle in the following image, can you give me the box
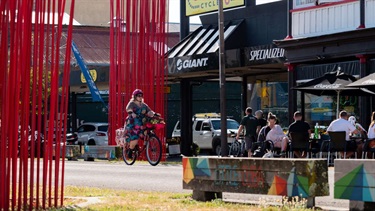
[229,137,246,157]
[116,114,164,166]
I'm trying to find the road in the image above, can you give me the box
[63,160,349,211]
[64,160,187,193]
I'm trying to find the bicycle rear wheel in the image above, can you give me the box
[146,134,162,166]
[122,145,137,165]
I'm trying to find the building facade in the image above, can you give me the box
[167,0,290,155]
[276,0,375,128]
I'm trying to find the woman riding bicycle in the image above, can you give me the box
[124,89,155,157]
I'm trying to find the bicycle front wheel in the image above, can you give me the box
[122,145,137,165]
[146,134,162,166]
[229,141,241,157]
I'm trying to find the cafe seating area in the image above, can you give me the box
[283,128,373,167]
[362,139,375,159]
[288,132,311,158]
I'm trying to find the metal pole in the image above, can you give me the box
[180,0,190,39]
[218,0,228,157]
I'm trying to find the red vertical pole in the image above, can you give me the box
[60,0,75,206]
[0,0,74,210]
[109,0,167,160]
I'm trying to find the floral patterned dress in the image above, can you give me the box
[124,101,152,142]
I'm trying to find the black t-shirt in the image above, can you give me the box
[288,120,310,135]
[240,114,260,137]
[258,118,267,128]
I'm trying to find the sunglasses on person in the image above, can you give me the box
[136,94,143,97]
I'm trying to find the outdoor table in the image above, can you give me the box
[309,138,323,158]
[350,134,366,142]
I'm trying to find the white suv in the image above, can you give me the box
[75,122,109,146]
[172,113,240,155]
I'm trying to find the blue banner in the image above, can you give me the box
[71,41,106,106]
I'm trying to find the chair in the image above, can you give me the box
[362,138,375,159]
[320,131,357,166]
[288,132,310,158]
[251,140,274,157]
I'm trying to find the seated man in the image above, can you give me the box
[287,111,311,158]
[327,110,359,158]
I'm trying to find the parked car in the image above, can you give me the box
[172,113,240,155]
[75,122,109,146]
[18,129,45,157]
[65,133,78,145]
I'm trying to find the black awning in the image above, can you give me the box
[166,20,244,76]
[167,19,243,59]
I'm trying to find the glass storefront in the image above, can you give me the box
[297,93,361,129]
[246,70,362,131]
[294,61,363,129]
[248,79,289,128]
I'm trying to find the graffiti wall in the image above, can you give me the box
[335,160,375,202]
[183,157,329,197]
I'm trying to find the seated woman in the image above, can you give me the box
[365,112,375,158]
[260,113,289,157]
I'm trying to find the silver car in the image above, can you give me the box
[75,122,108,146]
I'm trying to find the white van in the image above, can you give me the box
[172,113,239,155]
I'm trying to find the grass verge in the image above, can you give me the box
[47,186,314,211]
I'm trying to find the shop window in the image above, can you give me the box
[297,93,360,129]
[248,80,289,128]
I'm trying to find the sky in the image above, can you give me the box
[168,0,281,24]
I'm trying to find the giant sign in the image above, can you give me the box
[168,54,219,74]
[186,0,245,16]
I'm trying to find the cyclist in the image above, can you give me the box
[124,89,155,157]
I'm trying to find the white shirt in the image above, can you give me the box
[368,124,375,139]
[266,124,286,142]
[327,118,356,140]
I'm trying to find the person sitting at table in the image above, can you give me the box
[368,112,375,139]
[348,115,366,158]
[326,110,360,158]
[348,116,367,137]
[261,112,289,157]
[287,111,311,158]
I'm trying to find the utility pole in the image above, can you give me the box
[218,0,228,157]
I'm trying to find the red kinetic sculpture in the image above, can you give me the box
[0,0,74,210]
[109,0,168,160]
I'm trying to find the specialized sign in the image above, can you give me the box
[186,0,245,16]
[244,45,286,65]
[249,48,285,61]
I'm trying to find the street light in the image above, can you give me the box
[218,0,228,157]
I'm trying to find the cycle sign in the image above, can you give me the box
[186,0,245,16]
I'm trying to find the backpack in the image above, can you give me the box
[252,126,272,158]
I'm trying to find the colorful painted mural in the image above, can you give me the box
[183,157,329,197]
[335,160,375,202]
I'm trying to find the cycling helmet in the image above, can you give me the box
[132,89,143,96]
